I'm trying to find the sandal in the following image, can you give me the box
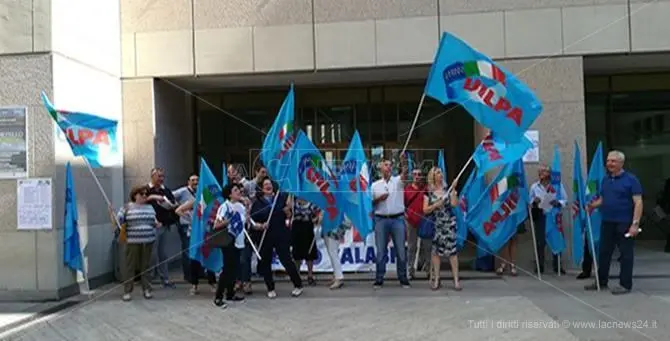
[453,282,462,291]
[431,277,441,291]
[496,264,506,276]
[510,265,518,277]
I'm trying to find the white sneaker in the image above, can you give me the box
[291,287,303,297]
[143,290,153,299]
[122,293,131,301]
[267,290,277,299]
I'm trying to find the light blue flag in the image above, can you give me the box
[473,131,533,175]
[406,151,415,181]
[545,145,567,255]
[189,158,224,273]
[455,167,485,249]
[42,92,120,168]
[63,162,83,272]
[285,130,344,234]
[222,162,228,187]
[261,84,295,188]
[572,141,588,266]
[424,32,543,143]
[585,142,604,256]
[466,159,528,253]
[438,149,447,187]
[339,131,374,239]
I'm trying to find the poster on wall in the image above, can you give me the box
[0,107,28,178]
[17,178,53,230]
[523,130,539,163]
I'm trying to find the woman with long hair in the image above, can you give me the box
[422,167,460,291]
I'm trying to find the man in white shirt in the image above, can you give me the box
[371,157,409,288]
[529,164,568,274]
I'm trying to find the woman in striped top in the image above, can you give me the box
[116,185,161,301]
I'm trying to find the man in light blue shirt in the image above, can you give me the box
[173,174,198,282]
[529,164,568,274]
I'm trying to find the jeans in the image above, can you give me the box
[178,224,191,281]
[238,241,253,283]
[598,221,634,290]
[151,226,171,282]
[374,216,408,283]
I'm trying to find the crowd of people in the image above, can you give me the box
[110,149,645,308]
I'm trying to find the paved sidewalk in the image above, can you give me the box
[1,244,670,341]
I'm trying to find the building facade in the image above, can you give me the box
[0,0,669,299]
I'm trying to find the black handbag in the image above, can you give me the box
[206,226,233,248]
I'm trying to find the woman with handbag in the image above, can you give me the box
[212,183,247,308]
[422,167,460,291]
[250,177,303,299]
[291,198,321,286]
[115,185,161,301]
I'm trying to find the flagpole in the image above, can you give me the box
[527,206,542,281]
[400,93,426,155]
[258,190,281,250]
[446,155,474,196]
[242,226,262,260]
[82,158,122,230]
[585,210,601,291]
[557,254,561,277]
[81,158,120,295]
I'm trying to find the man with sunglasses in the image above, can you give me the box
[404,168,429,279]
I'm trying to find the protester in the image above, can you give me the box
[212,183,248,308]
[250,177,303,298]
[404,168,430,279]
[172,174,198,282]
[530,164,568,275]
[371,157,409,288]
[659,178,670,253]
[229,163,258,295]
[423,167,460,290]
[146,167,180,288]
[585,150,643,295]
[173,179,217,295]
[291,198,321,286]
[322,217,348,289]
[116,185,160,301]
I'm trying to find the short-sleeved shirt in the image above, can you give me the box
[215,201,247,249]
[172,186,196,225]
[600,171,643,223]
[371,175,405,216]
[404,184,425,227]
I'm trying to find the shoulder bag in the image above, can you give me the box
[205,202,234,248]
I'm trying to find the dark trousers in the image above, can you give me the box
[582,238,594,274]
[238,241,252,283]
[178,224,191,281]
[124,243,154,294]
[533,211,560,271]
[257,234,302,291]
[189,259,216,286]
[215,245,241,300]
[597,221,634,290]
